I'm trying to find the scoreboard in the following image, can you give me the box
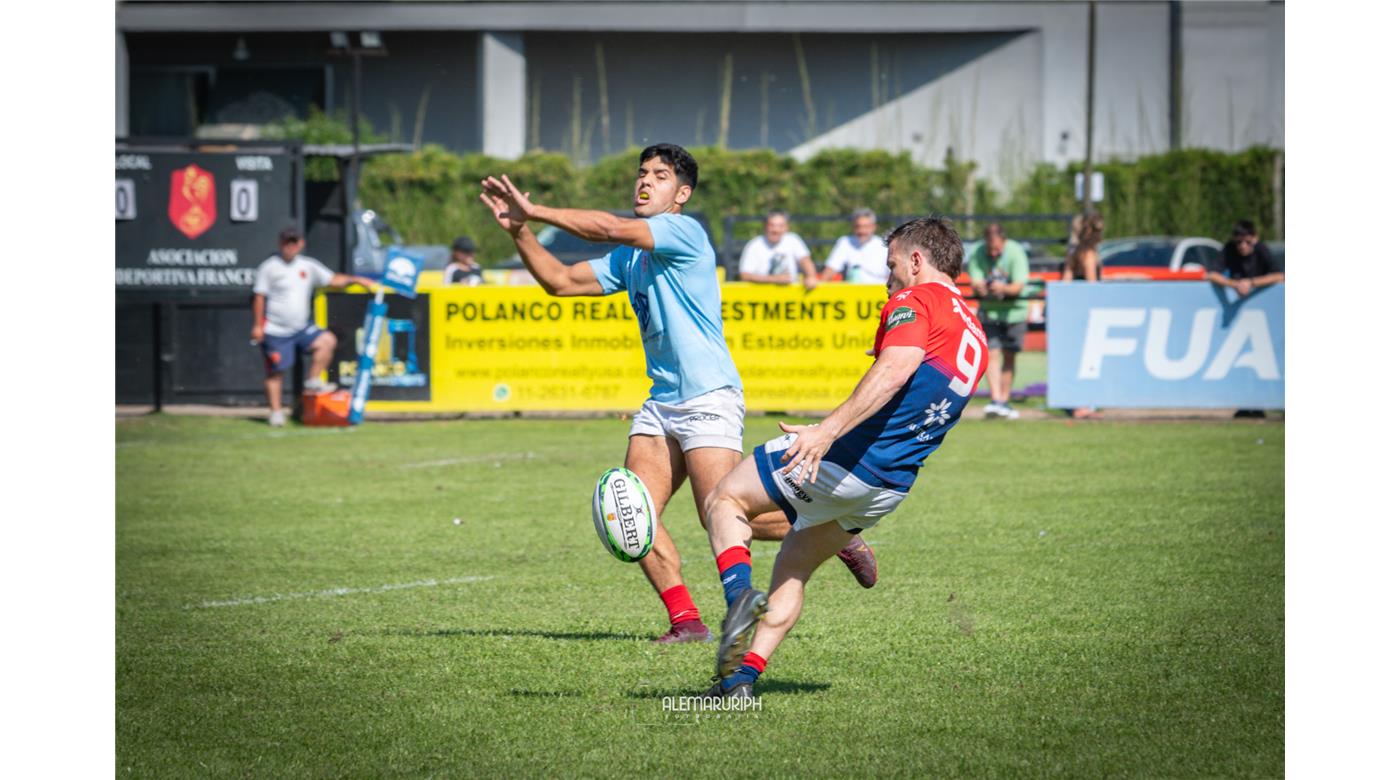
[115,141,302,292]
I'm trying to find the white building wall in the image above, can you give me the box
[788,1,1279,187]
[1182,1,1284,151]
[1092,2,1171,159]
[789,31,1044,191]
[117,1,1284,171]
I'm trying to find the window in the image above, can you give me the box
[1099,240,1175,268]
[1182,244,1220,269]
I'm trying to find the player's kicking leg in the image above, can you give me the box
[708,520,854,698]
[625,434,712,643]
[702,432,903,698]
[699,454,780,692]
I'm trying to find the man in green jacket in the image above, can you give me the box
[966,223,1029,419]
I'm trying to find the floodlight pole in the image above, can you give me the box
[1082,1,1097,215]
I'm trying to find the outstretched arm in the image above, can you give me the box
[328,273,376,290]
[775,345,924,483]
[478,186,602,296]
[483,175,655,251]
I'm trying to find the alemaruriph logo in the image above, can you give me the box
[168,164,217,239]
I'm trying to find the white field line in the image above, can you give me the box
[191,575,494,609]
[398,452,536,469]
[117,426,357,449]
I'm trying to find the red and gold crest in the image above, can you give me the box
[168,163,217,239]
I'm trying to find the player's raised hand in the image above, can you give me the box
[484,174,540,221]
[778,420,835,485]
[478,188,521,234]
[478,180,532,235]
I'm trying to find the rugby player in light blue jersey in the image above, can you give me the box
[479,144,877,643]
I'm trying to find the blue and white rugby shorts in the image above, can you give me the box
[753,433,907,532]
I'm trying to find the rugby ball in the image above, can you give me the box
[591,467,656,563]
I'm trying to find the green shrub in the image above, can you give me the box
[269,113,1283,266]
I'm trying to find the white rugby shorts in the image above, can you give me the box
[629,386,745,453]
[754,433,907,532]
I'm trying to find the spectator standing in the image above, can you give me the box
[821,208,888,284]
[251,226,374,427]
[443,235,484,285]
[1062,213,1103,282]
[967,223,1030,419]
[1206,220,1284,297]
[1206,220,1284,419]
[738,211,819,290]
[1061,214,1105,420]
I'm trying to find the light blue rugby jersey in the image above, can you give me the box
[588,213,742,403]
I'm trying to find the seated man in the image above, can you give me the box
[738,211,819,290]
[251,226,374,426]
[700,215,988,699]
[443,235,484,286]
[821,208,888,284]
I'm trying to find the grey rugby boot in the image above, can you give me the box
[703,678,756,700]
[715,588,768,679]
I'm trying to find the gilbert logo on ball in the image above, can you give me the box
[591,467,656,562]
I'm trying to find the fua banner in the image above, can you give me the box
[1047,282,1284,409]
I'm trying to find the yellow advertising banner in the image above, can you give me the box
[322,283,893,413]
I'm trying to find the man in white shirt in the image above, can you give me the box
[251,226,374,426]
[737,211,819,290]
[821,208,888,284]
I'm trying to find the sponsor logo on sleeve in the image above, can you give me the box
[885,306,917,332]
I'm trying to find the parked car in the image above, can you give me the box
[1096,236,1221,279]
[349,208,451,277]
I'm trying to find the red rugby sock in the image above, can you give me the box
[659,584,701,626]
[741,651,768,674]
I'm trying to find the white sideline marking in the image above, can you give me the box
[117,427,356,449]
[191,575,494,609]
[398,452,535,469]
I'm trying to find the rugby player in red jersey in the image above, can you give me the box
[698,215,989,697]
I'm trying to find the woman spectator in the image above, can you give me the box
[1062,213,1103,282]
[1061,214,1104,419]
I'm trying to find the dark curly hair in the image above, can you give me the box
[640,143,698,190]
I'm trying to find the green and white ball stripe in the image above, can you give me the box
[590,467,656,563]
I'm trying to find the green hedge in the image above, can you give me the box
[272,115,1282,266]
[1009,147,1284,244]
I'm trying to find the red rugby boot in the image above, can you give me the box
[837,535,878,588]
[652,619,712,644]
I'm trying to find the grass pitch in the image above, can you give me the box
[116,412,1283,777]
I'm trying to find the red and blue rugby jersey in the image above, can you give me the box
[826,280,990,491]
